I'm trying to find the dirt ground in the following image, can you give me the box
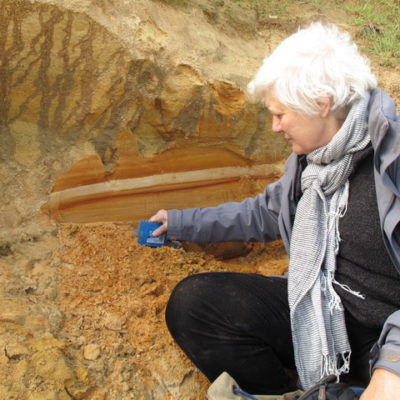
[55,223,288,399]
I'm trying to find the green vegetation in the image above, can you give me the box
[158,0,400,62]
[346,0,400,59]
[250,0,400,61]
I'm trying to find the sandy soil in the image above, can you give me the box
[55,223,288,399]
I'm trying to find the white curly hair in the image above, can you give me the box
[247,22,377,116]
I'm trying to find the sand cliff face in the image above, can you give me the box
[0,0,289,237]
[0,1,290,398]
[1,0,399,399]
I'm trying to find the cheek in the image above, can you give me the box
[278,117,287,129]
[281,119,293,133]
[283,115,298,130]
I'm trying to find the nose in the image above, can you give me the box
[272,116,282,133]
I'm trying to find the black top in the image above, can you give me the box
[335,150,400,329]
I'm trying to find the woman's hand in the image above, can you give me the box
[149,209,168,236]
[360,368,400,400]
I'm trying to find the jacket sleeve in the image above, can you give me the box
[371,310,400,377]
[166,170,290,244]
[370,89,400,268]
[371,116,400,376]
[369,89,400,377]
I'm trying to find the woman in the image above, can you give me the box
[150,23,400,399]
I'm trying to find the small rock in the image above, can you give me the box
[83,343,100,360]
[76,336,86,347]
[103,313,125,331]
[121,382,130,392]
[65,377,95,400]
[0,299,28,325]
[5,342,29,360]
[43,286,57,300]
[31,261,48,276]
[50,257,61,267]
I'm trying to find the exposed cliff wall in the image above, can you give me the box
[0,1,290,399]
[0,1,399,399]
[0,0,290,242]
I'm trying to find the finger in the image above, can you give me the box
[152,224,167,237]
[149,214,160,222]
[149,209,166,223]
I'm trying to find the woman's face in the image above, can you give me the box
[265,94,339,155]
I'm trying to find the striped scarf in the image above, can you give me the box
[288,93,371,390]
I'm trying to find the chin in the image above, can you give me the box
[292,145,310,155]
[292,147,304,155]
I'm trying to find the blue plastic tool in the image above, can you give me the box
[137,220,166,247]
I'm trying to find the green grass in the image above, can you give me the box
[158,0,400,62]
[234,0,400,61]
[346,0,400,59]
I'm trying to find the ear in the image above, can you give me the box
[318,97,333,118]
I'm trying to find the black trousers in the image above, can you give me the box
[165,272,381,394]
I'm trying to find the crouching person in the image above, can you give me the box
[150,22,400,400]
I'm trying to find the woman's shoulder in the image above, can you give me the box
[369,88,399,122]
[369,89,399,150]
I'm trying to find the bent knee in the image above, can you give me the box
[165,273,220,333]
[166,273,208,312]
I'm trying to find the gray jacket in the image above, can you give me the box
[167,88,400,377]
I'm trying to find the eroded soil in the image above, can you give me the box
[56,223,288,399]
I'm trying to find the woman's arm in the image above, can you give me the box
[362,310,400,399]
[164,177,286,244]
[149,153,299,245]
[361,368,400,400]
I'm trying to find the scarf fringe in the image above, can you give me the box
[321,351,351,381]
[332,279,366,300]
[328,284,343,313]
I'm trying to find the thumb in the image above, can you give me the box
[152,223,167,237]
